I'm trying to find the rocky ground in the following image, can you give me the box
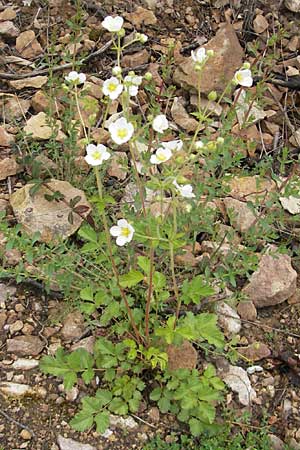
[1,0,300,449]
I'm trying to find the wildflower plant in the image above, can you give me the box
[35,14,262,437]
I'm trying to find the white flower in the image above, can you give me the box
[112,66,122,76]
[109,117,134,145]
[23,0,32,5]
[65,71,86,85]
[150,147,172,165]
[110,219,135,246]
[152,114,169,133]
[135,32,148,43]
[191,47,206,63]
[173,180,195,198]
[102,16,124,33]
[234,69,253,87]
[102,77,123,100]
[124,74,143,97]
[84,144,111,166]
[162,139,183,152]
[194,140,204,150]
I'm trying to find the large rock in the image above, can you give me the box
[57,436,96,450]
[0,127,15,147]
[24,112,65,141]
[223,197,256,232]
[10,179,91,243]
[173,23,244,94]
[216,302,241,335]
[16,30,43,59]
[7,336,44,356]
[285,0,300,12]
[243,253,297,308]
[0,157,21,181]
[226,176,276,202]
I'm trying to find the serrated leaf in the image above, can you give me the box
[78,225,98,243]
[119,270,144,288]
[63,371,77,390]
[196,313,224,348]
[95,411,110,434]
[150,387,162,401]
[109,397,128,415]
[70,411,94,431]
[137,256,151,275]
[80,286,94,301]
[189,418,203,436]
[158,396,170,413]
[95,389,112,406]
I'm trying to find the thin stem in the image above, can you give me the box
[74,86,88,141]
[144,244,154,346]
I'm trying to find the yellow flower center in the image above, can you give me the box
[121,226,131,237]
[93,150,102,160]
[117,128,128,139]
[236,72,243,82]
[157,152,166,162]
[108,83,117,92]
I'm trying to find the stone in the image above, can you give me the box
[107,152,128,181]
[31,90,50,112]
[290,129,300,147]
[122,49,150,68]
[0,284,16,306]
[24,112,65,141]
[226,176,276,202]
[12,358,39,370]
[109,415,138,429]
[171,97,198,132]
[0,21,20,38]
[167,340,197,371]
[0,126,15,147]
[173,24,244,94]
[0,157,21,181]
[0,96,31,121]
[0,8,17,21]
[285,0,300,12]
[243,253,297,308]
[125,6,157,28]
[0,382,33,397]
[9,76,48,90]
[61,311,85,341]
[280,194,300,214]
[253,14,269,34]
[57,436,96,450]
[9,320,23,334]
[0,312,7,329]
[66,386,79,401]
[0,199,8,214]
[238,342,271,361]
[6,335,44,356]
[237,301,257,321]
[148,407,160,423]
[236,90,267,126]
[223,197,257,233]
[20,429,32,440]
[217,302,241,335]
[71,336,95,353]
[10,179,91,243]
[16,30,43,59]
[3,248,21,266]
[77,95,100,128]
[221,364,256,406]
[268,434,285,450]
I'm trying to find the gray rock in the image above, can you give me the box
[216,302,241,335]
[221,365,256,406]
[243,253,297,308]
[0,382,33,397]
[0,20,20,38]
[57,436,96,450]
[285,0,300,12]
[7,335,44,356]
[268,434,285,450]
[10,180,91,243]
[223,197,256,233]
[61,311,85,342]
[71,336,95,353]
[12,358,39,370]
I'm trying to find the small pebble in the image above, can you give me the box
[20,429,32,440]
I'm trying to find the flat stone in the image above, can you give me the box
[71,336,95,353]
[285,0,300,12]
[223,197,257,232]
[253,14,269,34]
[24,112,65,141]
[0,96,31,121]
[9,76,48,90]
[221,364,256,406]
[61,311,85,341]
[216,302,241,335]
[237,301,257,321]
[238,342,271,361]
[243,253,297,308]
[0,284,16,306]
[226,176,276,202]
[0,382,33,397]
[7,335,44,356]
[167,340,197,370]
[12,358,39,370]
[10,179,91,243]
[173,23,244,94]
[16,30,43,59]
[57,436,96,450]
[122,49,150,68]
[0,21,20,38]
[268,434,285,450]
[0,126,15,147]
[171,97,198,132]
[0,157,21,181]
[0,8,17,21]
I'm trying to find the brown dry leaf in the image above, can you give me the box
[9,76,48,90]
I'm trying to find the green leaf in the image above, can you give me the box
[82,368,95,385]
[96,389,113,406]
[63,371,77,390]
[94,411,110,434]
[149,387,161,401]
[119,270,144,288]
[137,256,151,275]
[70,411,94,431]
[78,225,98,243]
[80,286,94,301]
[158,396,171,413]
[109,397,128,415]
[182,276,215,305]
[153,271,166,290]
[189,418,203,437]
[196,313,224,348]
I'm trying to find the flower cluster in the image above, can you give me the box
[65,71,86,85]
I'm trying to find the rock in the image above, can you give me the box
[6,336,44,356]
[0,126,15,147]
[12,359,39,370]
[236,90,267,126]
[0,21,20,38]
[280,193,300,214]
[3,248,21,266]
[10,179,91,243]
[0,8,17,21]
[31,90,50,112]
[61,311,85,341]
[20,429,32,440]
[9,320,23,334]
[243,253,297,308]
[223,197,257,232]
[77,95,100,128]
[167,340,197,370]
[0,96,31,121]
[171,97,198,132]
[237,301,257,321]
[0,157,21,181]
[226,176,276,202]
[0,199,9,214]
[57,436,96,450]
[66,386,79,402]
[148,407,160,423]
[122,49,150,68]
[221,365,256,406]
[173,23,243,94]
[190,94,223,116]
[216,302,241,335]
[290,129,300,147]
[24,112,65,141]
[0,284,16,306]
[9,76,48,90]
[253,14,269,34]
[285,0,300,12]
[16,30,43,58]
[0,382,33,397]
[0,312,7,329]
[107,152,128,181]
[268,434,285,450]
[109,415,138,429]
[71,336,95,353]
[238,342,271,361]
[125,6,157,28]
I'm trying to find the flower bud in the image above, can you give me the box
[243,62,251,69]
[208,90,217,101]
[144,72,153,81]
[176,156,185,164]
[207,49,214,57]
[112,66,122,76]
[194,140,204,150]
[194,62,203,72]
[185,204,192,213]
[118,28,125,37]
[207,141,216,151]
[177,175,188,184]
[217,137,224,145]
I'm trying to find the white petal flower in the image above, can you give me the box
[135,33,148,43]
[150,147,172,165]
[234,69,253,87]
[109,117,134,145]
[152,114,169,133]
[194,140,204,150]
[162,139,183,152]
[65,71,86,85]
[112,66,122,76]
[110,219,135,246]
[102,16,124,33]
[191,47,206,63]
[102,77,123,100]
[173,180,195,198]
[84,144,111,166]
[124,74,142,97]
